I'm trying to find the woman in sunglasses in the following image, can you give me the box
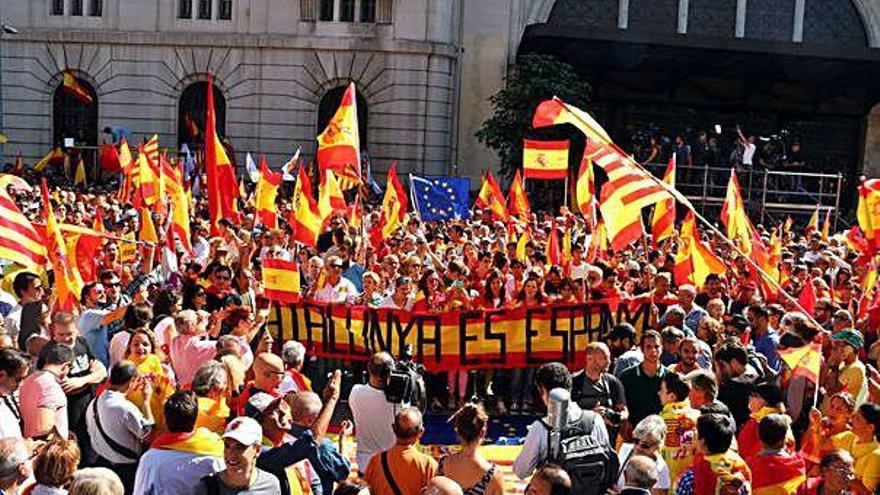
[615,415,671,495]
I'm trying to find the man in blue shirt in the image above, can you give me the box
[288,391,351,495]
[746,304,780,372]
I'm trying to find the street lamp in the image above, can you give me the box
[0,23,18,167]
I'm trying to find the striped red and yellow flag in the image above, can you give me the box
[33,147,65,173]
[507,169,530,220]
[61,70,93,104]
[778,342,822,383]
[805,207,819,236]
[317,82,361,191]
[317,169,347,224]
[721,169,754,254]
[262,258,301,304]
[204,74,240,234]
[546,219,561,266]
[592,143,671,250]
[380,163,408,239]
[575,142,600,219]
[586,220,608,263]
[820,207,832,241]
[523,139,569,180]
[749,453,806,495]
[162,156,193,253]
[651,155,676,247]
[255,156,283,229]
[857,179,880,254]
[474,170,509,222]
[0,175,48,268]
[290,165,322,247]
[532,98,611,143]
[41,179,82,311]
[674,211,725,288]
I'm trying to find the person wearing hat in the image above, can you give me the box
[736,383,785,460]
[824,329,868,410]
[314,255,357,304]
[196,417,281,494]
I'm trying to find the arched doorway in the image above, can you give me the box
[178,81,226,149]
[316,85,368,152]
[53,73,98,181]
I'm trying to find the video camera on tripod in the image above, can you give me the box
[383,345,427,412]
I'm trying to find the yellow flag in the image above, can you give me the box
[74,158,87,186]
[139,208,158,244]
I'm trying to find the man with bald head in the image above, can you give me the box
[365,407,437,495]
[349,352,400,472]
[237,352,286,416]
[572,342,628,443]
[288,391,352,495]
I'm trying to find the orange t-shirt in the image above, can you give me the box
[365,444,438,495]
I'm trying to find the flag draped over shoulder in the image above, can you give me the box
[380,164,408,239]
[254,156,282,229]
[204,74,240,234]
[474,171,509,222]
[41,179,82,311]
[674,211,726,288]
[651,155,676,247]
[0,175,48,268]
[507,170,530,220]
[749,454,806,495]
[290,166,322,247]
[317,82,361,191]
[522,139,569,180]
[858,179,880,254]
[262,258,301,303]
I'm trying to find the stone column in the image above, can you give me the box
[863,104,880,178]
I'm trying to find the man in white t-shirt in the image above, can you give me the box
[348,352,400,473]
[314,256,358,304]
[4,271,44,345]
[737,125,756,168]
[0,348,30,438]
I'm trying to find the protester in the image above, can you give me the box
[658,372,699,484]
[20,342,74,439]
[191,360,231,435]
[737,383,785,460]
[170,309,218,387]
[796,450,854,495]
[620,330,668,429]
[30,436,81,495]
[745,414,805,495]
[364,407,438,495]
[615,415,671,493]
[438,403,504,495]
[523,465,571,495]
[0,437,34,495]
[5,271,43,345]
[622,455,659,495]
[68,467,125,495]
[673,413,750,495]
[196,417,281,495]
[571,342,629,444]
[350,352,400,472]
[0,348,29,438]
[287,391,352,495]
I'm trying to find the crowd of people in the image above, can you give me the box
[0,166,877,495]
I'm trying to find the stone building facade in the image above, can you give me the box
[2,0,880,183]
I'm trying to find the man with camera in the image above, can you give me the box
[349,352,401,473]
[571,342,628,445]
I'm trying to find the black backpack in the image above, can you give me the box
[541,409,619,495]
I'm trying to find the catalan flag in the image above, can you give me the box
[651,155,676,247]
[317,82,361,191]
[60,70,93,104]
[779,342,822,383]
[41,179,82,311]
[674,211,726,288]
[523,139,569,180]
[857,179,880,253]
[748,452,806,495]
[137,144,161,207]
[474,170,509,222]
[507,169,530,220]
[317,169,347,224]
[821,207,832,241]
[262,258,302,304]
[380,163,408,239]
[0,175,48,268]
[290,165,322,247]
[254,156,282,229]
[204,74,240,234]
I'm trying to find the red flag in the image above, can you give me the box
[100,143,121,172]
[798,278,817,316]
[204,74,240,234]
[546,219,561,265]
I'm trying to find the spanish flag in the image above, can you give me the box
[515,227,530,263]
[779,342,821,383]
[720,169,753,254]
[546,219,561,266]
[162,156,192,253]
[747,452,806,495]
[523,139,569,180]
[576,143,598,218]
[262,258,302,304]
[204,74,240,234]
[507,169,530,220]
[674,211,725,288]
[651,155,676,247]
[317,169,347,224]
[61,70,93,104]
[137,145,160,207]
[150,428,224,457]
[255,156,282,229]
[33,147,65,173]
[290,165,322,247]
[380,163,408,239]
[821,207,832,241]
[532,97,611,144]
[805,207,819,236]
[857,179,880,253]
[139,208,159,244]
[474,170,509,222]
[317,82,361,191]
[41,178,82,312]
[586,220,608,263]
[74,158,87,186]
[0,175,48,268]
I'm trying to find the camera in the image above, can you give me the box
[384,345,427,411]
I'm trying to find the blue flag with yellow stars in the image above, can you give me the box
[410,175,471,221]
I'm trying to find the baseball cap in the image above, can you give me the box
[245,392,282,420]
[725,314,749,333]
[222,417,263,446]
[831,328,864,350]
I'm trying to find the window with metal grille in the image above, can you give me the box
[198,0,212,19]
[89,0,102,16]
[219,0,232,19]
[340,0,355,21]
[51,0,64,15]
[71,0,84,15]
[179,0,193,18]
[360,0,376,22]
[319,0,334,21]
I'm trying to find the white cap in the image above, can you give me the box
[222,417,263,446]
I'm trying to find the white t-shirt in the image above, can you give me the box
[0,394,22,438]
[616,443,671,490]
[743,142,756,166]
[348,384,399,471]
[314,278,358,304]
[4,304,23,343]
[133,448,224,495]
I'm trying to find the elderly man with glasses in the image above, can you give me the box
[0,436,34,495]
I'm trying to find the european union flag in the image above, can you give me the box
[411,175,471,222]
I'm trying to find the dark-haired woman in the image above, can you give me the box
[439,403,504,495]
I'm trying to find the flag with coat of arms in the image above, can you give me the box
[410,175,471,222]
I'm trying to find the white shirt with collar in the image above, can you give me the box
[0,393,22,438]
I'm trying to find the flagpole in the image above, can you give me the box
[563,174,569,211]
[555,99,821,327]
[409,174,422,222]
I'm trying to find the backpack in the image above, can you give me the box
[542,409,619,495]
